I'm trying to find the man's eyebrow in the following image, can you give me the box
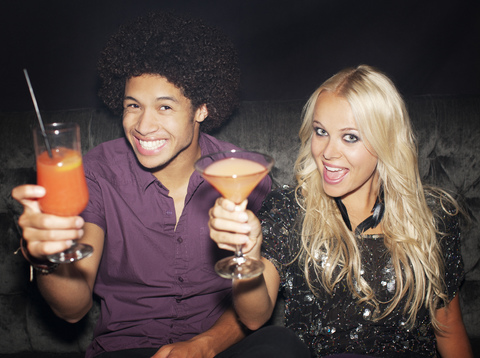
[155,96,179,103]
[123,96,179,103]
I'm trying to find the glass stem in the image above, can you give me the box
[235,245,243,258]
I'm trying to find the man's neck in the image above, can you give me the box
[153,143,201,193]
[157,126,203,188]
[154,135,202,226]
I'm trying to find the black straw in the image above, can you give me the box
[23,69,52,158]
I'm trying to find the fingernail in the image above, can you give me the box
[225,202,235,211]
[65,240,73,248]
[238,212,248,222]
[75,217,84,228]
[240,224,251,233]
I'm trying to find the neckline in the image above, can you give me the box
[334,188,385,235]
[358,234,384,239]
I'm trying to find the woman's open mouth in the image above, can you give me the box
[323,164,349,184]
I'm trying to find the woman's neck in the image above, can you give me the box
[335,183,384,235]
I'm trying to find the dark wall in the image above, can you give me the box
[2,0,479,112]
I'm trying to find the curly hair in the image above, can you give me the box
[97,12,240,132]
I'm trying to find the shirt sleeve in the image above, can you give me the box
[259,186,300,283]
[426,193,466,304]
[80,162,107,232]
[437,206,465,302]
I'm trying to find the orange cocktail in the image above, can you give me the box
[195,150,274,279]
[34,122,93,263]
[37,147,89,216]
[203,157,268,204]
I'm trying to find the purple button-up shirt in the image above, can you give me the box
[81,133,271,357]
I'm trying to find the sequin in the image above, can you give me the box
[304,294,315,302]
[260,186,465,358]
[323,326,336,334]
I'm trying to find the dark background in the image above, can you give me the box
[2,0,479,112]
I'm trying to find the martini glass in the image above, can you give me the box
[195,150,274,279]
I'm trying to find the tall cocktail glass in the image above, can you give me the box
[195,150,274,279]
[33,122,92,263]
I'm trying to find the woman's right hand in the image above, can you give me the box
[11,184,85,260]
[208,197,263,260]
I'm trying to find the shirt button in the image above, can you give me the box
[176,298,181,303]
[178,276,184,282]
[177,237,183,243]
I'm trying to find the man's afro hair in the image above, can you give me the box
[98,12,240,132]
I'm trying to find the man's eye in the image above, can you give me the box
[159,105,172,111]
[314,128,327,136]
[344,134,359,143]
[125,103,139,109]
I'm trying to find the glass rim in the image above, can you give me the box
[34,122,80,136]
[194,149,274,173]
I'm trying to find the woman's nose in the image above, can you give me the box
[322,139,341,160]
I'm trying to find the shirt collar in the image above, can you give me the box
[188,132,212,190]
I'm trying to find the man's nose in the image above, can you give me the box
[135,108,160,135]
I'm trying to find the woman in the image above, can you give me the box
[209,65,473,357]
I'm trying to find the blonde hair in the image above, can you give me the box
[294,65,454,330]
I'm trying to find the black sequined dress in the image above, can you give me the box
[259,186,464,358]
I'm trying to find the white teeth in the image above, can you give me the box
[325,165,342,172]
[139,139,165,150]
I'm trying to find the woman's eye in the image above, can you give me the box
[315,127,327,136]
[344,134,359,143]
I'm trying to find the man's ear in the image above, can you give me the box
[194,104,208,123]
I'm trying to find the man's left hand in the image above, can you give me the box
[152,338,215,358]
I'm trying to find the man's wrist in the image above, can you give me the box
[19,237,59,274]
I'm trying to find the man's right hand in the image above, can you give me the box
[11,184,85,260]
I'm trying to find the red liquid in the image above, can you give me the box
[203,157,268,204]
[37,148,89,216]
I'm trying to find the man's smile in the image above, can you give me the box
[138,138,166,151]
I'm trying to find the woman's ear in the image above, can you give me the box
[194,104,208,123]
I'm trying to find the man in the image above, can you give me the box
[12,12,271,358]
